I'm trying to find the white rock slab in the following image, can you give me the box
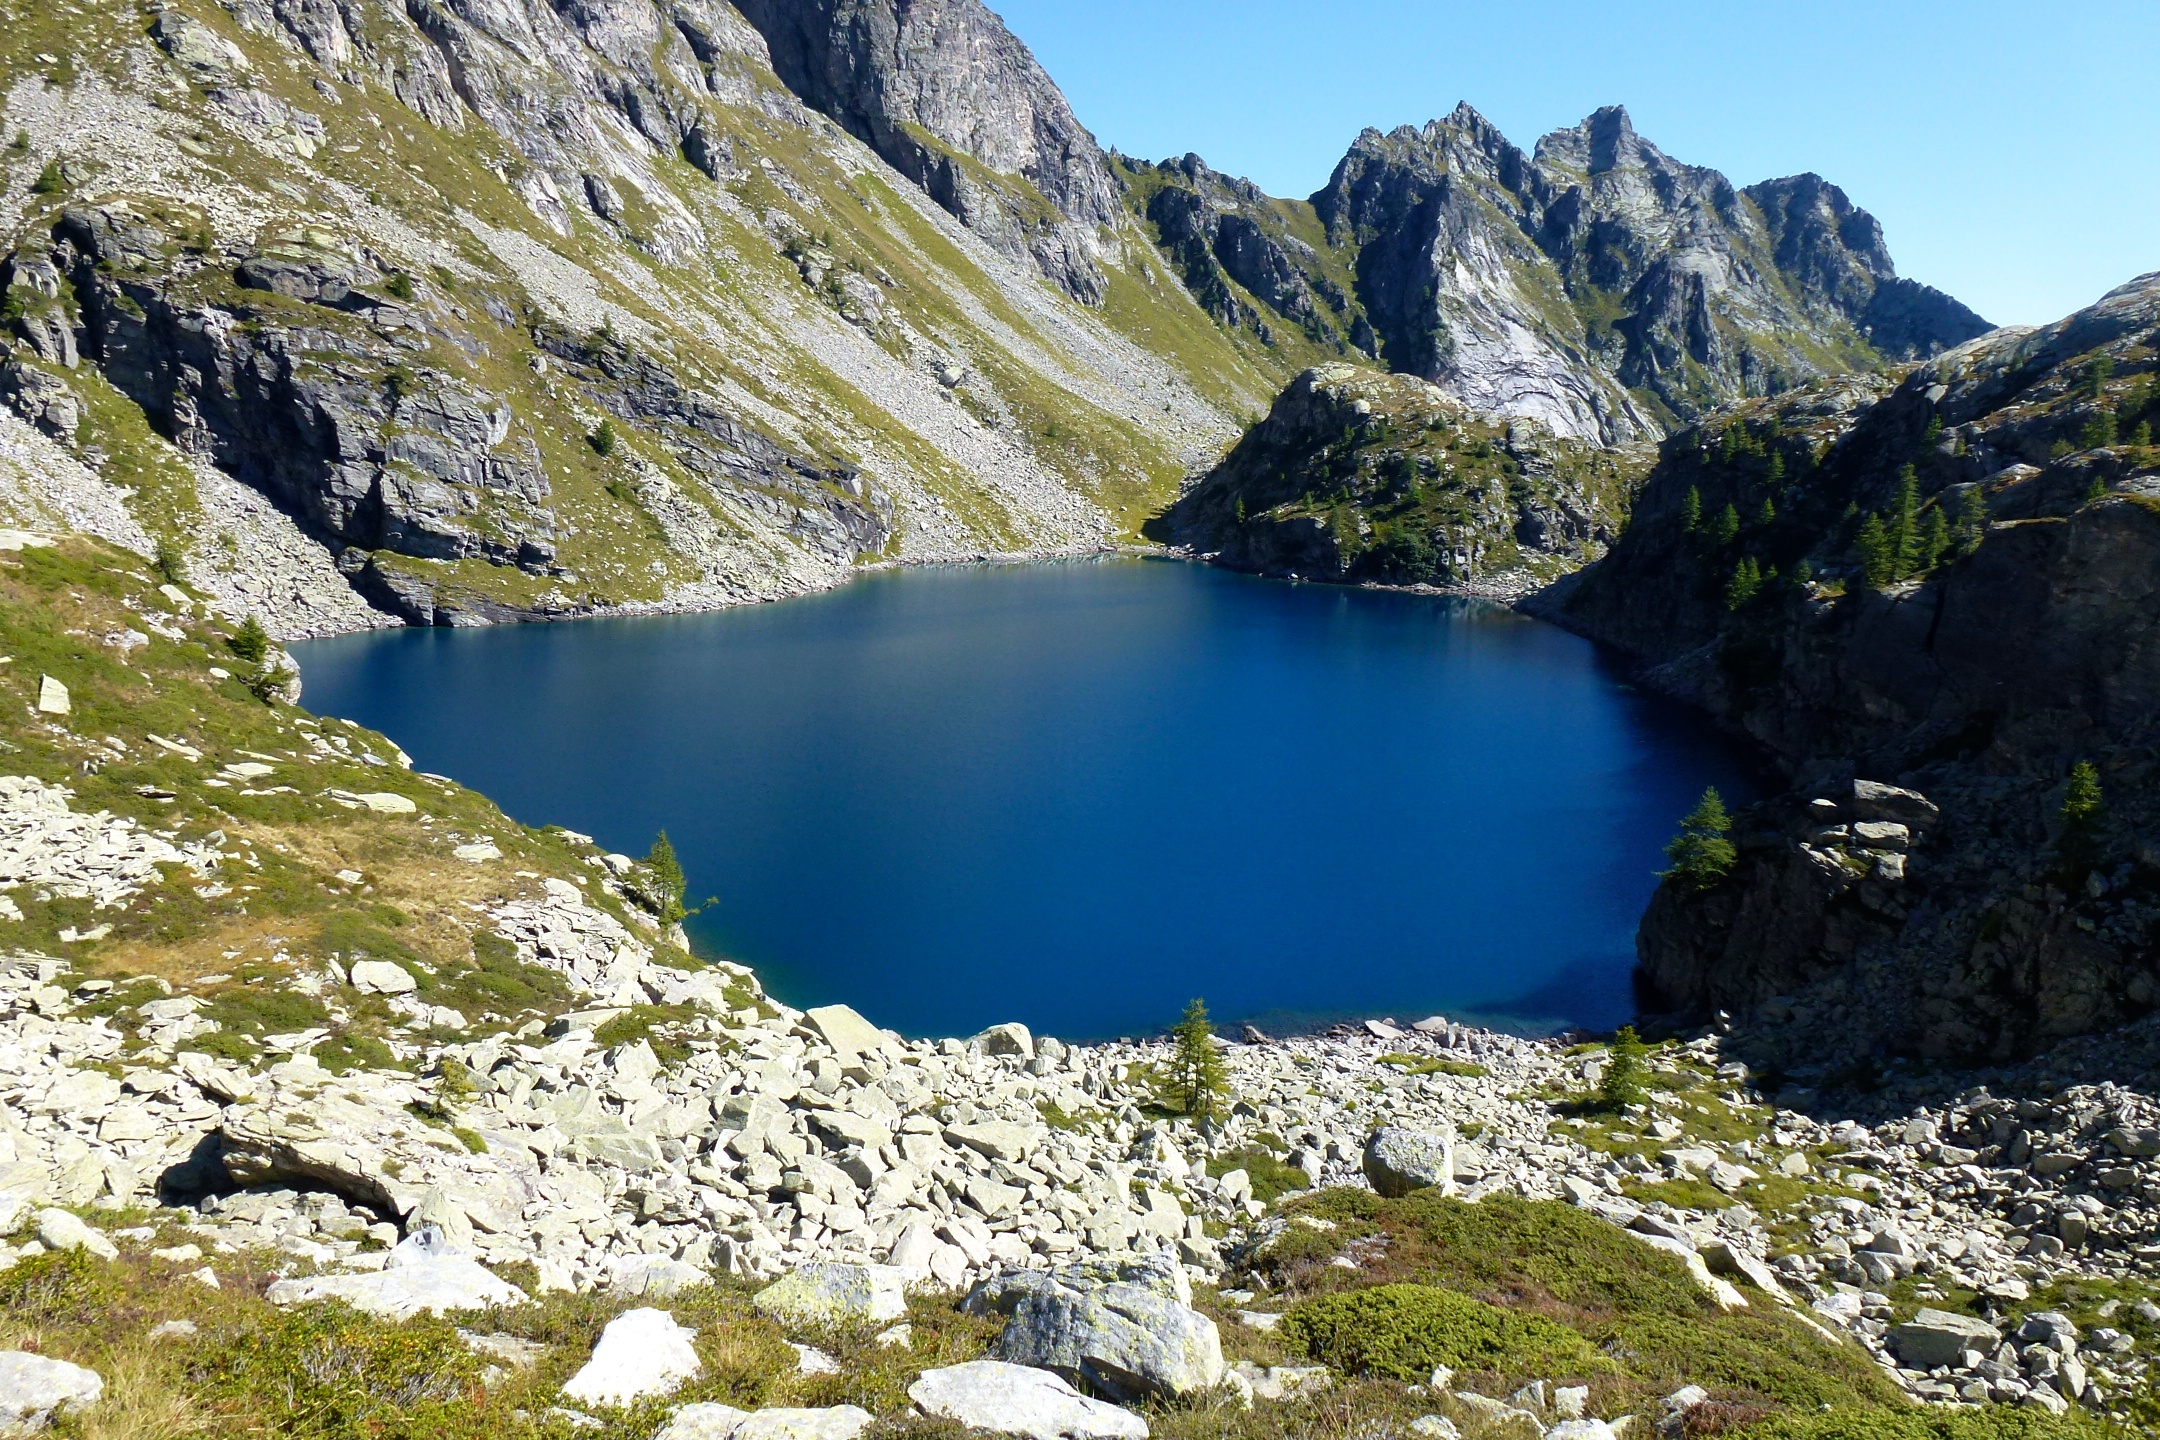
[561,1307,700,1408]
[0,1351,103,1431]
[909,1360,1147,1440]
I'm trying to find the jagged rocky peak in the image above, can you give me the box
[1302,102,1991,445]
[734,0,1120,302]
[1112,150,1373,355]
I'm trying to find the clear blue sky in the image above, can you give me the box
[993,0,2159,327]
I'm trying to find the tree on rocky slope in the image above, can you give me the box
[1661,789,1737,891]
[2056,762,2107,884]
[1165,999,1230,1122]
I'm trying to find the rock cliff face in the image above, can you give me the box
[0,0,1286,630]
[1113,154,1373,359]
[1148,365,1645,591]
[1307,104,1989,444]
[732,0,1120,304]
[1541,272,2160,1065]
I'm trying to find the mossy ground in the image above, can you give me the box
[0,536,678,1065]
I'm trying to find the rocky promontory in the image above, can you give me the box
[1542,271,2160,1065]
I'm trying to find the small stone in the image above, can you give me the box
[34,676,68,715]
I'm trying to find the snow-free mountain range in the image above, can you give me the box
[3,0,1996,627]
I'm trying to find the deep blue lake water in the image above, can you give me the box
[290,557,1759,1041]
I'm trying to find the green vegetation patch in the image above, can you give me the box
[1284,1282,1608,1382]
[1378,1053,1489,1079]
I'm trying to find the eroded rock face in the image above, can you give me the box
[1310,104,1988,443]
[1547,271,2160,1063]
[734,0,1117,303]
[15,205,884,627]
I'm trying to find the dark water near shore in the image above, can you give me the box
[291,557,1760,1041]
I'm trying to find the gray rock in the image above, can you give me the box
[655,1404,876,1440]
[0,1352,103,1433]
[972,1023,1035,1057]
[1364,1125,1457,1198]
[349,960,418,995]
[1891,1308,2001,1369]
[908,1360,1148,1440]
[35,1210,116,1260]
[754,1263,911,1329]
[964,1252,1223,1402]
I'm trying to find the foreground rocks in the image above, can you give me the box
[0,1352,102,1433]
[964,1252,1224,1401]
[908,1359,1148,1439]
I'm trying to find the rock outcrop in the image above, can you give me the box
[1543,271,2160,1063]
[1149,365,1646,591]
[1307,104,1988,443]
[732,0,1120,303]
[1115,153,1371,355]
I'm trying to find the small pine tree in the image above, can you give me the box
[1661,788,1737,890]
[1598,1025,1650,1112]
[589,419,619,458]
[1956,488,1988,553]
[1711,503,1740,547]
[2082,356,2114,400]
[1920,507,1951,570]
[1889,466,1920,579]
[2136,421,2154,448]
[1856,514,1894,587]
[1724,555,1762,611]
[1166,998,1230,1122]
[2079,411,2118,450]
[1756,495,1776,526]
[1233,495,1246,524]
[643,830,687,925]
[1680,486,1703,533]
[1793,558,1814,586]
[1922,413,1944,446]
[2057,761,2106,882]
[153,536,186,584]
[1764,451,1785,487]
[228,615,270,666]
[29,160,62,195]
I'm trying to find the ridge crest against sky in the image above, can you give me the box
[991,0,2159,327]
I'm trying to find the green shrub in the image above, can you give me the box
[1284,1283,1608,1381]
[592,1002,700,1063]
[29,160,62,195]
[1739,1400,2102,1440]
[589,419,618,457]
[1378,1053,1488,1079]
[1208,1145,1311,1203]
[192,1303,486,1440]
[2055,760,2105,880]
[226,614,270,665]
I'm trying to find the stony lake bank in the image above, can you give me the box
[3,541,2160,1440]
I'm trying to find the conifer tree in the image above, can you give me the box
[1165,999,1230,1122]
[1956,488,1989,554]
[1765,452,1785,487]
[1856,514,1894,587]
[1890,466,1920,579]
[1661,789,1737,890]
[228,615,270,666]
[1724,556,1762,611]
[1757,495,1776,526]
[643,831,687,925]
[2057,762,2106,882]
[1711,504,1740,547]
[1921,507,1952,571]
[1680,486,1703,533]
[1598,1025,1650,1112]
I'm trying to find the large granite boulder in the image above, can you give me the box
[562,1308,701,1408]
[1364,1125,1458,1198]
[962,1252,1223,1402]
